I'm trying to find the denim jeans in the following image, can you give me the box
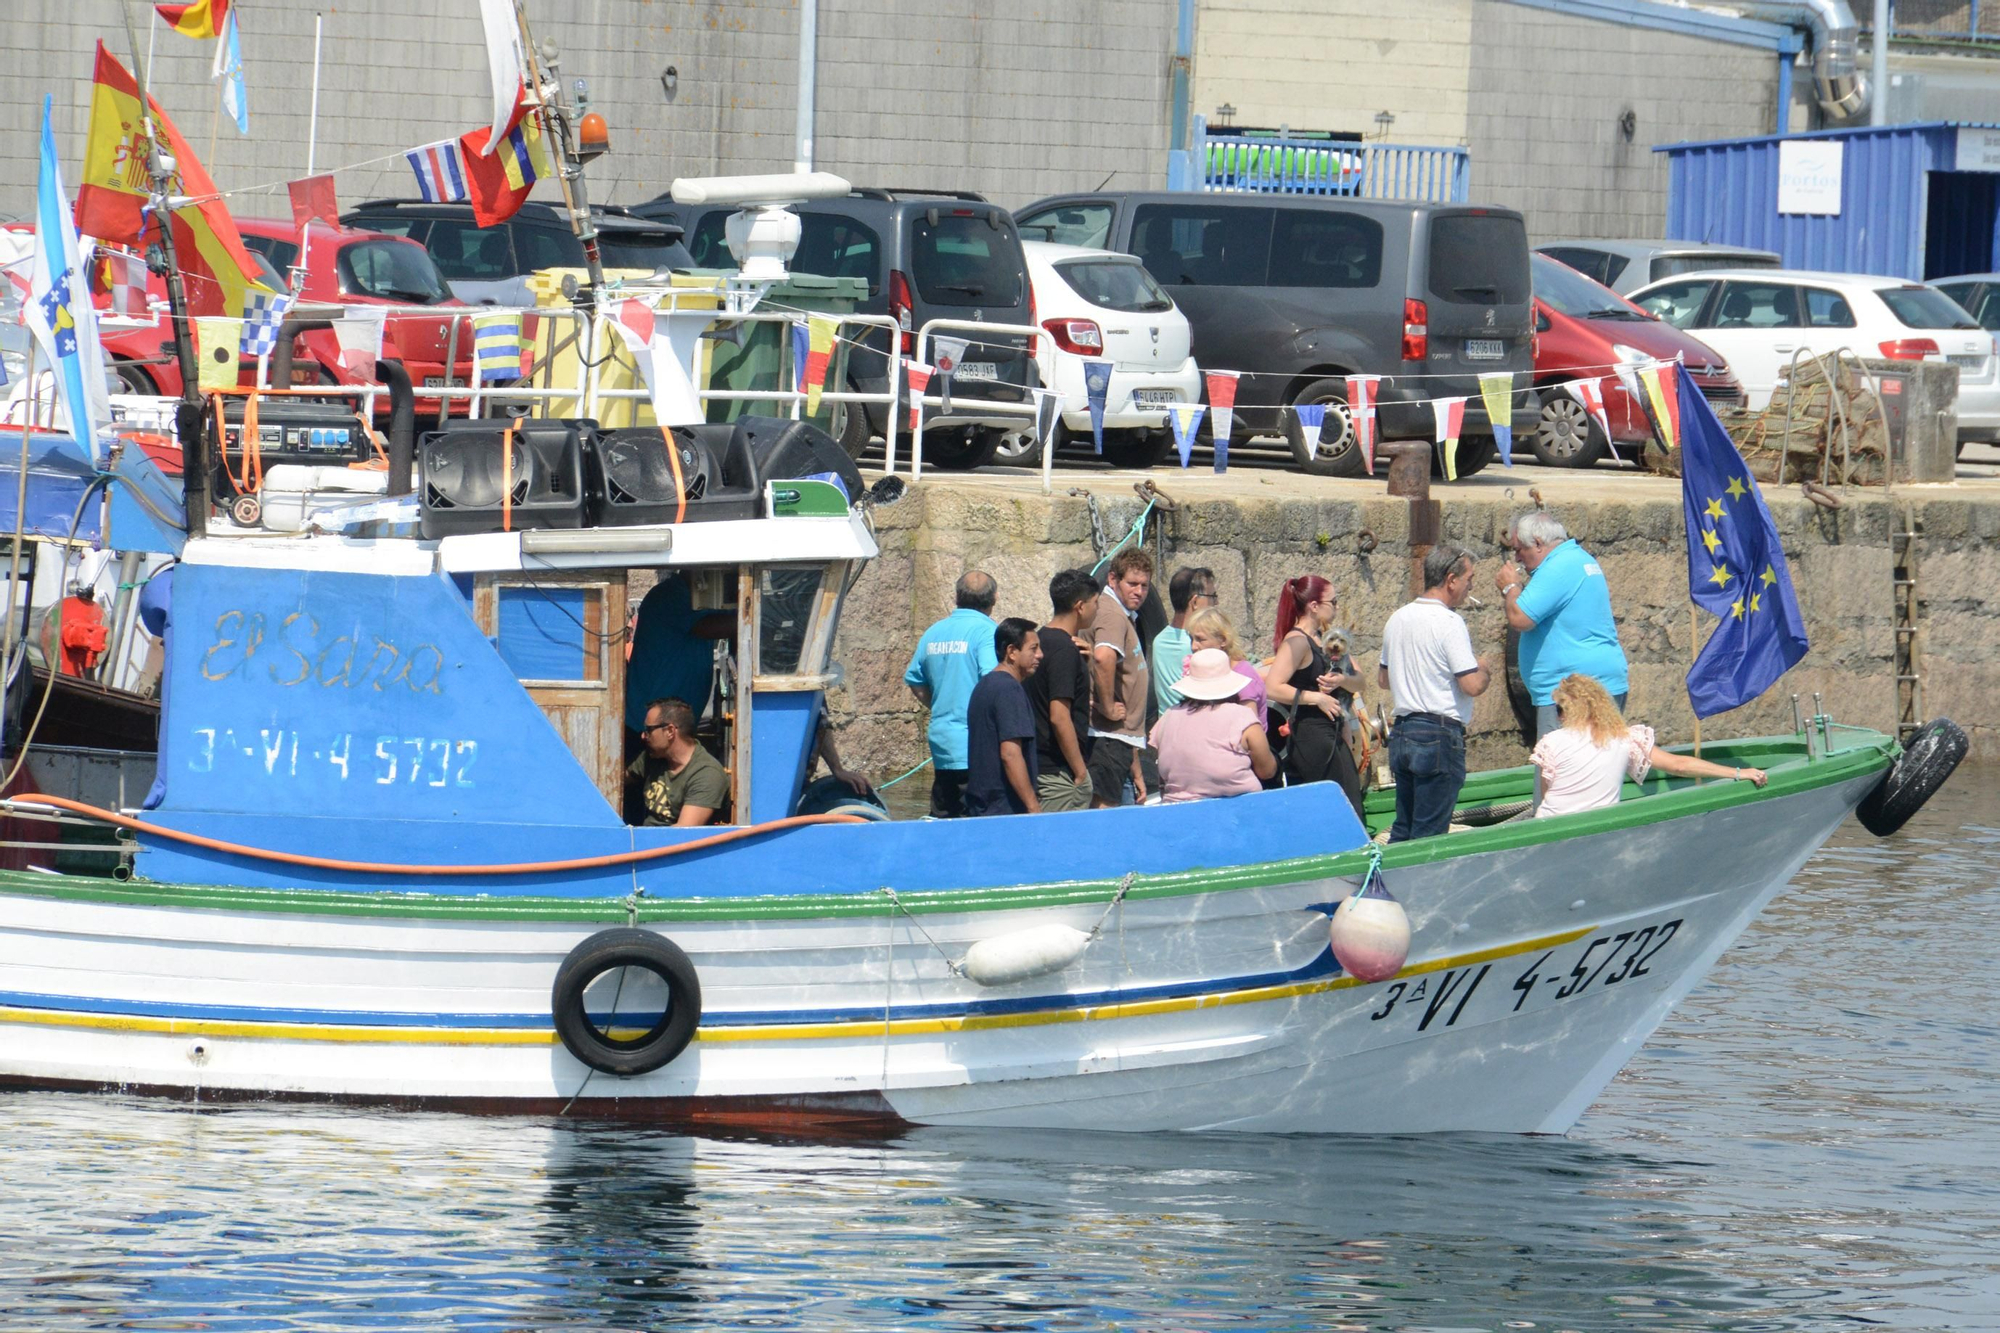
[1534,692,1627,741]
[1388,714,1468,842]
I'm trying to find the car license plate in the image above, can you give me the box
[423,376,453,388]
[1465,339,1505,361]
[1949,354,1986,368]
[1131,389,1180,407]
[956,362,998,381]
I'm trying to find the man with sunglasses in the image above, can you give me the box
[627,697,730,827]
[1497,510,1628,740]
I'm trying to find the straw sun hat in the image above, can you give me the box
[1175,648,1248,701]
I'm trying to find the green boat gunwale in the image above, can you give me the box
[0,733,1894,924]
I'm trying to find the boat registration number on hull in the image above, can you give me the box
[1364,918,1684,1033]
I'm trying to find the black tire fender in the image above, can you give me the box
[551,927,703,1076]
[1856,718,1968,838]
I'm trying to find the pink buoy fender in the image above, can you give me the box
[1330,854,1410,982]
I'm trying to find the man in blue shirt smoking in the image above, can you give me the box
[1497,511,1629,739]
[904,570,1000,818]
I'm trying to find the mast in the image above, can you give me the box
[514,1,606,298]
[124,1,210,532]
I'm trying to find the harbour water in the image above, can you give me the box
[2,773,1996,1331]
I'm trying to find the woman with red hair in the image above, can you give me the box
[1262,574,1364,813]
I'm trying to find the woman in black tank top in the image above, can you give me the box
[1263,574,1365,816]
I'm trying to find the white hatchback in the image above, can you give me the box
[1627,268,2000,438]
[1011,240,1200,468]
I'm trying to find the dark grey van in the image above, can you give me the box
[1014,192,1539,476]
[637,188,1037,470]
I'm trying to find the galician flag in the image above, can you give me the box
[27,96,112,459]
[213,6,248,135]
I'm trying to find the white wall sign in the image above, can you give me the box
[1955,127,2000,172]
[1777,139,1844,215]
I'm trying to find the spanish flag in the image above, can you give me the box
[455,89,555,228]
[75,41,270,320]
[156,0,230,39]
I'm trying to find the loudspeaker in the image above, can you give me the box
[592,423,762,525]
[735,416,864,503]
[418,418,591,538]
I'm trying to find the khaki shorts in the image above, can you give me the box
[1036,770,1093,813]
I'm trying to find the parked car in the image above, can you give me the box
[94,246,295,397]
[341,200,693,306]
[1930,273,2000,446]
[667,188,1038,470]
[996,240,1199,468]
[1013,192,1539,477]
[1529,253,1742,467]
[1535,240,1781,296]
[1627,269,2000,444]
[237,219,477,413]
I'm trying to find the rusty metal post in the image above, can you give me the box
[1384,440,1439,598]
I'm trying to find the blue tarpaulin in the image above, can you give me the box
[0,427,99,543]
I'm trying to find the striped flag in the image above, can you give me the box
[473,310,526,384]
[406,141,469,204]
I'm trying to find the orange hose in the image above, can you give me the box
[6,795,865,877]
[659,425,686,524]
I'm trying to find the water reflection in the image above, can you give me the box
[1,772,1997,1329]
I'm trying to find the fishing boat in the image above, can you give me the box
[0,24,1964,1135]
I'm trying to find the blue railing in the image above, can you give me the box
[1185,126,1469,203]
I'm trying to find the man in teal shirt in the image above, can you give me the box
[904,571,1000,817]
[1151,566,1216,716]
[1498,511,1628,738]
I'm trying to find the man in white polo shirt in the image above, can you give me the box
[1378,545,1492,842]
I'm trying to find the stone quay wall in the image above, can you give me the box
[826,472,2000,777]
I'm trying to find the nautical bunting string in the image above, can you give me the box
[1204,370,1239,472]
[194,316,242,389]
[1082,358,1112,454]
[473,310,527,384]
[905,360,934,434]
[1639,360,1681,450]
[1432,396,1466,482]
[1169,403,1205,468]
[1294,402,1325,461]
[1345,374,1380,472]
[1565,377,1614,459]
[803,315,837,416]
[239,287,292,358]
[933,335,968,417]
[1478,372,1515,466]
[789,320,809,397]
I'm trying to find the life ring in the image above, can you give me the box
[550,928,703,1076]
[1856,717,1968,838]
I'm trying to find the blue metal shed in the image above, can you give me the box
[1658,122,2000,281]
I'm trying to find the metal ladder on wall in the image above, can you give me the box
[1892,500,1924,741]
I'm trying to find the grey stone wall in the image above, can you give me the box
[0,0,1173,222]
[1463,0,1781,241]
[829,479,1995,780]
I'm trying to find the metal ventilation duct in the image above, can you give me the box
[1731,0,1871,121]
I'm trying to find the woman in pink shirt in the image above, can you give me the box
[1150,649,1280,802]
[1184,607,1268,727]
[1532,674,1767,818]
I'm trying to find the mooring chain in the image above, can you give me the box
[1069,487,1108,556]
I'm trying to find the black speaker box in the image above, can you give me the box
[418,418,591,538]
[736,416,864,503]
[592,423,761,525]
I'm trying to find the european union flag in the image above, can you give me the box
[1678,365,1808,717]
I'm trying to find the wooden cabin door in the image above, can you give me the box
[474,570,628,808]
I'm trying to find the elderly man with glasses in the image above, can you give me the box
[1497,510,1629,740]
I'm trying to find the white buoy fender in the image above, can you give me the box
[961,924,1092,987]
[1330,882,1410,983]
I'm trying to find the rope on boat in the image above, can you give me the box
[878,885,966,977]
[877,756,932,790]
[2,794,866,877]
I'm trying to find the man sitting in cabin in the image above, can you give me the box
[627,696,730,827]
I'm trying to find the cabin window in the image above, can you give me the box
[495,584,606,684]
[757,568,822,676]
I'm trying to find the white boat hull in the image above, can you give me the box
[0,764,1882,1135]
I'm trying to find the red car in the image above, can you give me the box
[93,247,295,397]
[236,218,479,414]
[1530,252,1742,467]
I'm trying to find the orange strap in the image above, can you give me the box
[212,393,261,495]
[501,421,516,533]
[8,794,864,878]
[659,426,686,524]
